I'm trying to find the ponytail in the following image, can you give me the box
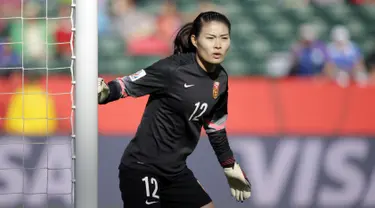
[173,22,196,55]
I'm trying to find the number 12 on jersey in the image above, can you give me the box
[189,102,208,121]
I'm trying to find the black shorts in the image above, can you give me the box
[118,165,212,208]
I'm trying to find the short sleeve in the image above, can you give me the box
[120,58,174,97]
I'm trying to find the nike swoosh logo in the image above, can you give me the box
[184,83,194,88]
[145,200,159,205]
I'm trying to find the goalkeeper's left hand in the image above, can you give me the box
[223,162,251,202]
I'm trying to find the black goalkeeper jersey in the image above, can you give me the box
[112,53,233,176]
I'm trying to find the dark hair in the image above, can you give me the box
[173,11,231,55]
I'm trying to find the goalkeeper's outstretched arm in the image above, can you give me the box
[98,58,175,105]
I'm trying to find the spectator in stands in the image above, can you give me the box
[289,24,331,77]
[313,0,345,5]
[0,0,20,77]
[158,0,182,39]
[345,0,372,5]
[9,1,51,67]
[326,25,368,87]
[0,0,20,22]
[126,0,182,56]
[54,4,72,62]
[182,0,224,23]
[98,0,111,34]
[0,38,20,78]
[365,37,375,83]
[109,0,155,41]
[0,17,10,40]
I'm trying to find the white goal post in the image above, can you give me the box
[75,0,98,207]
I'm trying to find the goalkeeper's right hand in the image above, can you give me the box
[98,77,110,104]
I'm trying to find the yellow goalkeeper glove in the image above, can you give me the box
[98,77,110,104]
[223,162,251,202]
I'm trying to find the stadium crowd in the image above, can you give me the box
[0,0,374,79]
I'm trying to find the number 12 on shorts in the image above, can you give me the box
[142,176,160,199]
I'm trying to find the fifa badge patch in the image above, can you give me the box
[212,81,220,99]
[129,69,146,82]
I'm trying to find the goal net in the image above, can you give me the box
[0,0,75,207]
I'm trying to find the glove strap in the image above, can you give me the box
[221,157,235,168]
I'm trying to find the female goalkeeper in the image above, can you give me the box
[98,11,251,208]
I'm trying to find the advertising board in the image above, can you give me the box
[0,136,374,208]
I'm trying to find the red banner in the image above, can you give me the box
[1,75,374,135]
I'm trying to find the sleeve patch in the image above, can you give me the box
[129,69,146,82]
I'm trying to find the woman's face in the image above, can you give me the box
[191,21,231,65]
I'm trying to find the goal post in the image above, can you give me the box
[0,0,98,207]
[75,0,98,207]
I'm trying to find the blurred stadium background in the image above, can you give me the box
[1,0,375,208]
[1,0,375,77]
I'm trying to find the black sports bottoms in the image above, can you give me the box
[118,164,212,208]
